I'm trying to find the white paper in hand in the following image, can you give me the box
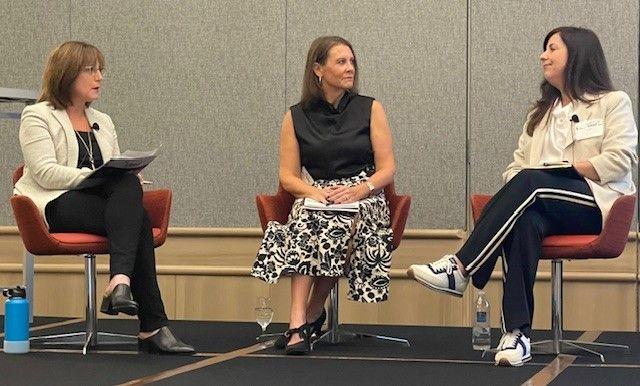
[75,146,160,189]
[302,198,360,213]
[525,162,572,170]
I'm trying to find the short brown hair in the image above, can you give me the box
[38,41,105,110]
[300,36,359,107]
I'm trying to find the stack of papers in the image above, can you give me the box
[526,162,572,170]
[75,147,160,189]
[302,198,360,213]
[107,148,159,171]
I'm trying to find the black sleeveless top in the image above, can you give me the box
[75,131,104,169]
[290,92,375,180]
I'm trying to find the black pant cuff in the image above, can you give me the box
[139,319,168,333]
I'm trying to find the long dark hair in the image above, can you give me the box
[525,27,613,135]
[300,36,359,107]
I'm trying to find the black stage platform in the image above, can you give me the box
[1,318,639,385]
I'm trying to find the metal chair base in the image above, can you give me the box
[31,331,138,355]
[311,283,410,349]
[531,339,629,363]
[24,253,138,354]
[312,327,410,348]
[483,260,631,363]
[481,340,629,363]
[256,332,282,341]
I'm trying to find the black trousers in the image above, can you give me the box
[456,169,602,337]
[45,173,168,332]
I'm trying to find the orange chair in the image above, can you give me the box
[471,193,635,362]
[256,182,411,347]
[10,165,172,354]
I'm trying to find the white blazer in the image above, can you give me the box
[13,101,120,225]
[503,91,638,223]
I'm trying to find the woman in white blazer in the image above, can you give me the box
[14,41,193,354]
[408,27,637,366]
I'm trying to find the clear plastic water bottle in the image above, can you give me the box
[3,286,30,354]
[472,290,491,351]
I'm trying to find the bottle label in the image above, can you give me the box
[476,311,487,323]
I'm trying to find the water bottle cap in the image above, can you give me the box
[2,286,26,299]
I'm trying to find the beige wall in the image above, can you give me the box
[1,232,637,331]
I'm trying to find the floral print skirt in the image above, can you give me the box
[251,172,393,303]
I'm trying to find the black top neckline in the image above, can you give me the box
[306,91,354,114]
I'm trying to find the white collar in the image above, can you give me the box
[551,98,573,118]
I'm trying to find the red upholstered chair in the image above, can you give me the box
[256,182,411,347]
[471,193,635,362]
[10,165,172,354]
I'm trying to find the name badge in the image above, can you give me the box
[574,119,604,140]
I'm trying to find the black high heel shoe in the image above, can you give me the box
[274,328,294,350]
[274,308,326,349]
[100,283,138,316]
[285,324,312,355]
[310,308,326,336]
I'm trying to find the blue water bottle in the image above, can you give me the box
[3,286,30,354]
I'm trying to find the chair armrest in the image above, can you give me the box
[593,194,636,257]
[142,189,172,247]
[388,194,411,250]
[10,195,58,255]
[256,194,293,231]
[471,194,493,225]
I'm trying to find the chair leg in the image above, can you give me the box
[312,282,410,349]
[30,254,137,354]
[530,260,628,363]
[85,254,98,347]
[313,283,341,347]
[22,250,34,323]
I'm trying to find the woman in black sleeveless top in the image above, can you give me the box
[252,36,396,354]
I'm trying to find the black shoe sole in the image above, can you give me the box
[138,343,196,355]
[285,343,310,355]
[100,296,138,316]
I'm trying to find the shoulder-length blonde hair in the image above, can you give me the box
[300,36,359,107]
[38,41,105,110]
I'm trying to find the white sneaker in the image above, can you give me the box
[407,255,469,297]
[494,330,531,367]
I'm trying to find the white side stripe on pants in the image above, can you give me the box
[466,188,596,276]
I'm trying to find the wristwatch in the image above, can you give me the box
[365,181,375,195]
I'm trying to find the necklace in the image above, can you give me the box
[75,130,95,169]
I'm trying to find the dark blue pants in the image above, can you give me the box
[457,169,602,337]
[45,174,168,332]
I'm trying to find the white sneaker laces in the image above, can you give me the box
[430,255,458,275]
[501,331,522,349]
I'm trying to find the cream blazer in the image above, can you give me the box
[503,91,638,223]
[13,101,120,225]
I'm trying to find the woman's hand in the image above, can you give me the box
[306,187,333,204]
[326,184,370,204]
[573,160,600,182]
